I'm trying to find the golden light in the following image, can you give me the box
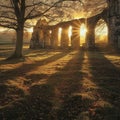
[68,26,72,46]
[58,27,62,34]
[49,30,52,34]
[68,26,72,37]
[27,27,33,33]
[58,27,62,46]
[73,12,85,19]
[95,25,108,36]
[95,19,108,44]
[80,24,87,46]
[0,27,8,32]
[80,24,87,37]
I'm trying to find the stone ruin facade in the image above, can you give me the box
[30,18,86,49]
[30,0,120,49]
[30,19,51,49]
[107,0,120,48]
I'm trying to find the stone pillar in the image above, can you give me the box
[61,25,69,48]
[108,17,116,45]
[38,27,44,48]
[86,27,95,48]
[30,26,40,49]
[30,18,49,49]
[117,0,120,48]
[85,18,95,49]
[51,27,58,48]
[71,23,80,49]
[107,0,116,45]
[118,36,120,48]
[107,0,120,48]
[44,28,51,48]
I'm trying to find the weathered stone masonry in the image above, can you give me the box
[107,0,120,48]
[30,0,120,49]
[30,19,85,49]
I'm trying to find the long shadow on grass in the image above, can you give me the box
[0,49,57,65]
[0,51,71,83]
[47,50,85,98]
[0,51,72,120]
[0,50,85,120]
[86,50,120,120]
[0,83,55,120]
[45,50,92,119]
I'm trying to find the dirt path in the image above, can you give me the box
[0,49,120,120]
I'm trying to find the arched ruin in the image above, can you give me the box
[95,19,108,45]
[30,0,120,49]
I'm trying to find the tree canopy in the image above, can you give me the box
[0,0,107,28]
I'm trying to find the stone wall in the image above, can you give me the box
[50,26,59,48]
[107,0,120,48]
[30,1,120,50]
[85,9,108,49]
[30,18,85,49]
[30,19,50,49]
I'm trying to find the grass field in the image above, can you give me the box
[0,44,120,120]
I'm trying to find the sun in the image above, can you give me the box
[58,27,62,46]
[80,24,87,37]
[80,24,87,46]
[68,26,72,37]
[27,27,33,33]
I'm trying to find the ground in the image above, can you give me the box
[0,44,120,120]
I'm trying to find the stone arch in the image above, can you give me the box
[30,18,49,49]
[71,19,85,49]
[95,19,108,46]
[85,9,108,48]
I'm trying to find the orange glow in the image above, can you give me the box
[59,28,62,34]
[27,27,33,33]
[80,24,87,46]
[73,12,86,19]
[95,19,108,44]
[68,26,72,37]
[80,24,87,37]
[0,27,7,32]
[68,26,72,46]
[58,27,62,46]
[95,25,108,36]
[49,30,52,34]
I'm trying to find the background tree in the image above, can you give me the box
[0,0,61,58]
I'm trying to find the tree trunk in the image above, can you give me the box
[8,26,24,59]
[14,29,24,57]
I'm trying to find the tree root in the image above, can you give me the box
[6,54,25,61]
